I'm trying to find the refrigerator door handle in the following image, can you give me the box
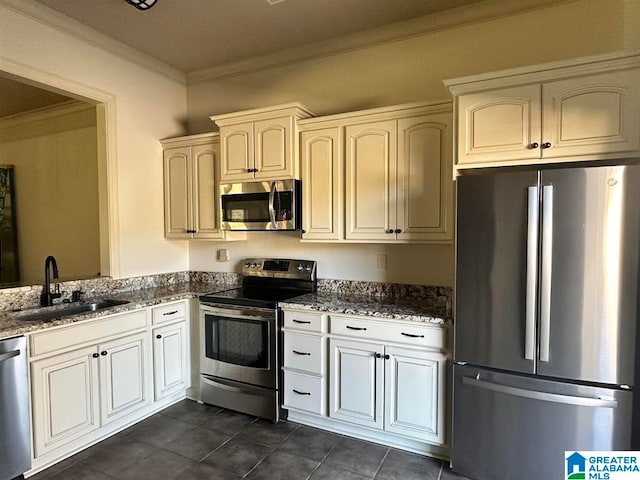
[539,184,553,362]
[525,185,539,361]
[462,376,618,408]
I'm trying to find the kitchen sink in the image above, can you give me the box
[14,299,130,322]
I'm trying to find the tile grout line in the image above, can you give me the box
[304,430,345,480]
[371,447,392,479]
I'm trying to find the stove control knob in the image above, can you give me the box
[305,265,312,272]
[297,264,304,271]
[251,263,258,268]
[244,262,250,268]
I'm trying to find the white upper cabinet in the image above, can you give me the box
[299,101,454,244]
[211,103,314,182]
[446,51,640,172]
[161,133,225,240]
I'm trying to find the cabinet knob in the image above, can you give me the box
[375,353,382,359]
[301,229,307,234]
[387,229,394,234]
[92,353,99,358]
[156,334,162,339]
[100,351,108,356]
[530,142,539,149]
[394,229,402,234]
[384,354,390,360]
[186,229,196,234]
[542,142,552,149]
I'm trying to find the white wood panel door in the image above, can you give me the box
[192,142,223,239]
[541,69,640,159]
[163,146,192,238]
[300,127,343,240]
[397,114,453,242]
[220,122,254,181]
[30,345,100,457]
[99,332,150,426]
[457,84,541,166]
[254,116,293,180]
[384,346,447,445]
[345,120,397,240]
[153,321,189,400]
[329,338,383,429]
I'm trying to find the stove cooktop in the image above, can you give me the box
[199,287,307,309]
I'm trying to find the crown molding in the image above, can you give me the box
[0,0,186,85]
[187,0,576,85]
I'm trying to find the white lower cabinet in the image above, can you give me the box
[153,320,189,400]
[28,301,192,472]
[282,307,450,458]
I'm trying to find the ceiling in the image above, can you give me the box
[34,0,490,74]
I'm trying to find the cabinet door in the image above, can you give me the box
[99,332,150,426]
[300,127,343,240]
[254,116,294,180]
[192,142,224,239]
[384,346,447,445]
[163,146,192,238]
[30,345,100,457]
[345,120,397,240]
[542,69,640,159]
[457,84,541,166]
[329,338,383,429]
[220,122,254,181]
[397,114,453,242]
[153,321,189,400]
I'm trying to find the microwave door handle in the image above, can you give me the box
[268,181,277,229]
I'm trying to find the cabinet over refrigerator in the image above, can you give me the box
[452,163,640,480]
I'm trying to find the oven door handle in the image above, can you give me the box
[200,305,274,322]
[268,181,277,229]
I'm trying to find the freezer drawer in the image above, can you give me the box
[452,364,632,480]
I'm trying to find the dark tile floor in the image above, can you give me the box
[28,400,472,480]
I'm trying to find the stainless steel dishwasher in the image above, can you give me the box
[0,336,31,480]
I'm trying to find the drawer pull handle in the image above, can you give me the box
[292,350,311,356]
[293,389,311,396]
[346,326,367,331]
[401,332,424,338]
[292,319,311,324]
[163,310,179,316]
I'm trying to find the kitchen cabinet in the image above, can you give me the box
[151,301,190,401]
[446,51,640,173]
[329,315,447,446]
[161,133,225,240]
[29,309,151,458]
[281,307,449,457]
[211,103,314,182]
[299,101,453,243]
[281,310,328,416]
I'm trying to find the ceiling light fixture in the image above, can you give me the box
[124,0,158,10]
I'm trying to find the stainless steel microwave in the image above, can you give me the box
[220,179,301,231]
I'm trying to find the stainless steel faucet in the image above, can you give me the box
[40,255,61,307]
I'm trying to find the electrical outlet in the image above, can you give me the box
[377,254,387,270]
[217,249,229,262]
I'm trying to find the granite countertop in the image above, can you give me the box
[279,292,451,326]
[0,282,450,340]
[0,282,222,340]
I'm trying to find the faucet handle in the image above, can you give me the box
[71,290,85,302]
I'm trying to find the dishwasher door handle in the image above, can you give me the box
[0,349,20,364]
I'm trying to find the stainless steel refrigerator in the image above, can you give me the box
[452,164,640,480]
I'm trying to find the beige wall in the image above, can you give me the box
[0,1,189,280]
[186,0,638,287]
[0,103,100,284]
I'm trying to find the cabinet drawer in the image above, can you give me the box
[283,370,325,415]
[283,332,325,375]
[283,310,326,333]
[329,315,446,350]
[151,301,187,325]
[30,309,148,358]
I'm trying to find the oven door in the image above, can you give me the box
[220,180,299,231]
[200,303,277,389]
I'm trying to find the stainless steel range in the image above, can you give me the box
[199,258,317,422]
